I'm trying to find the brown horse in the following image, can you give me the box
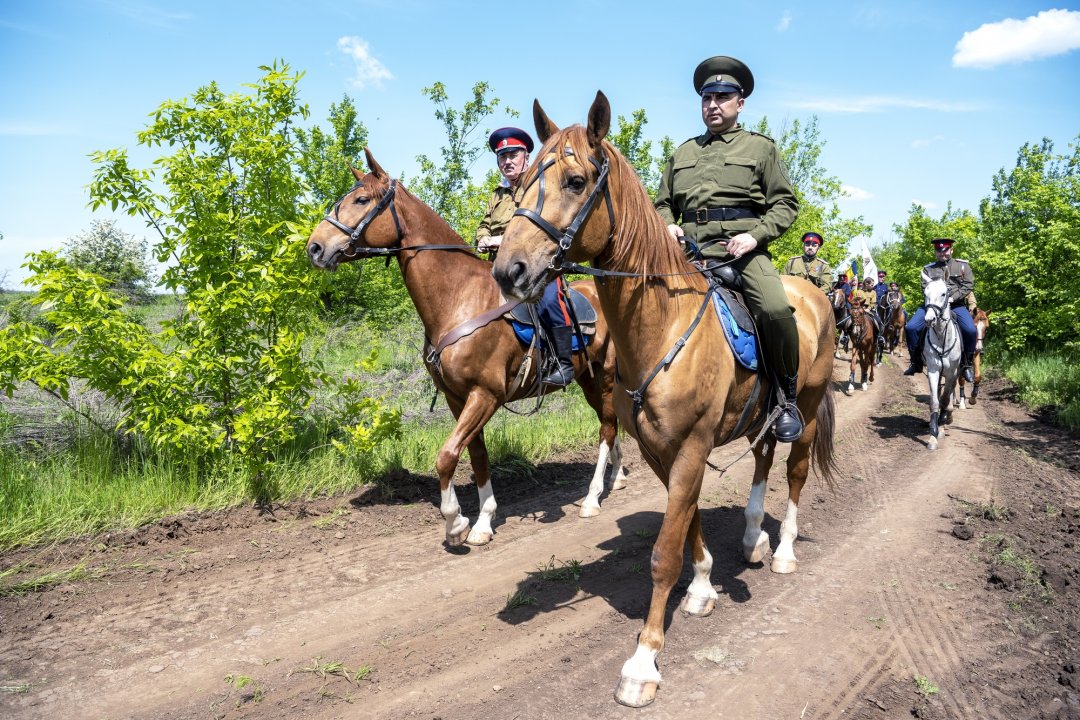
[881,291,906,356]
[306,149,627,547]
[491,93,837,707]
[846,299,877,393]
[957,307,990,408]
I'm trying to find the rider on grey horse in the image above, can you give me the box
[902,238,978,382]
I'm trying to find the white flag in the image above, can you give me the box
[859,237,878,282]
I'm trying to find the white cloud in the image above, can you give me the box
[911,199,939,210]
[776,11,793,32]
[954,9,1080,68]
[842,185,874,201]
[337,36,393,90]
[789,96,978,113]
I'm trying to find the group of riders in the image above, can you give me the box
[470,54,979,447]
[784,232,979,384]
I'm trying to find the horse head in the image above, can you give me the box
[923,278,951,331]
[307,149,406,270]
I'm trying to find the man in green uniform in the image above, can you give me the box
[783,231,834,291]
[655,55,803,442]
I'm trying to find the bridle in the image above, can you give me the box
[321,179,404,259]
[924,292,958,357]
[512,147,615,272]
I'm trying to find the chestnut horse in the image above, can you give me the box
[306,149,627,547]
[846,299,876,393]
[956,307,990,408]
[829,287,850,356]
[491,93,837,708]
[881,291,906,356]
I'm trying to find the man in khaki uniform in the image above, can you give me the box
[655,55,803,442]
[475,127,575,387]
[783,231,834,291]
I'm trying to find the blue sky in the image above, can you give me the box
[2,0,1078,285]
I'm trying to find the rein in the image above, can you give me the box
[924,300,959,362]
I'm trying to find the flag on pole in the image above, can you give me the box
[859,238,878,282]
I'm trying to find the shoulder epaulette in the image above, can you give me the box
[742,129,776,144]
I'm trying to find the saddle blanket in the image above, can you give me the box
[511,322,589,352]
[711,292,758,371]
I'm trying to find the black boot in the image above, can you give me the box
[772,374,803,443]
[903,357,923,376]
[541,325,576,388]
[961,352,974,383]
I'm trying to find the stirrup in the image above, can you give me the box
[772,404,804,443]
[541,365,575,388]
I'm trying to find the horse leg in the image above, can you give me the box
[775,425,812,574]
[742,439,777,564]
[680,507,718,616]
[577,370,625,517]
[437,391,499,546]
[926,369,940,450]
[971,352,981,405]
[957,378,968,410]
[465,432,497,545]
[846,357,856,393]
[615,452,706,707]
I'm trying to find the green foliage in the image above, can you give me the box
[0,63,396,502]
[974,137,1080,351]
[876,203,978,311]
[63,219,157,303]
[993,349,1080,429]
[608,109,673,199]
[408,81,513,240]
[752,116,872,267]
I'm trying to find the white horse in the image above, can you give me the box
[922,278,961,450]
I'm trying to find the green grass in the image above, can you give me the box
[0,308,606,553]
[990,349,1080,430]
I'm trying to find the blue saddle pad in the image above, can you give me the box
[511,322,588,352]
[711,293,758,371]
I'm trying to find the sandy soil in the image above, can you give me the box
[2,354,1078,720]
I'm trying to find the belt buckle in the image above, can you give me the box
[695,208,708,223]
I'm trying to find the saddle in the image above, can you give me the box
[507,287,596,352]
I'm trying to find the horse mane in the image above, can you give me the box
[526,125,707,293]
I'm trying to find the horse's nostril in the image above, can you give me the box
[308,243,322,260]
[508,260,526,285]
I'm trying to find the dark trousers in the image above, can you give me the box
[905,305,976,356]
[538,276,571,329]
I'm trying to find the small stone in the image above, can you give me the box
[951,524,974,541]
[492,685,503,692]
[148,664,165,673]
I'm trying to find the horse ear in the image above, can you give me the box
[364,148,388,180]
[586,91,611,149]
[533,99,558,143]
[350,166,364,181]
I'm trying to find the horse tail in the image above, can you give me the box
[811,386,838,491]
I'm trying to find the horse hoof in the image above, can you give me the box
[578,503,601,519]
[614,677,658,708]
[680,592,715,617]
[446,527,470,547]
[927,441,938,451]
[465,529,492,546]
[611,473,628,491]
[744,532,769,564]
[771,557,798,574]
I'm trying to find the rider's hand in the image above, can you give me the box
[478,235,502,252]
[726,232,758,259]
[665,224,684,243]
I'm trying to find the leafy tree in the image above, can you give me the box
[0,62,398,499]
[408,81,512,240]
[608,109,674,199]
[975,137,1080,351]
[753,116,872,270]
[63,219,157,303]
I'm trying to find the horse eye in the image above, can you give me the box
[352,195,370,205]
[566,175,587,193]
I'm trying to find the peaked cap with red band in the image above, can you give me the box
[488,127,534,155]
[801,232,823,246]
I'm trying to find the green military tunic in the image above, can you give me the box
[475,181,525,245]
[655,124,800,376]
[920,258,974,307]
[783,255,834,291]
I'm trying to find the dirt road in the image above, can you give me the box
[3,356,1078,719]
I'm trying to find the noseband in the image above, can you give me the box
[321,179,403,258]
[512,148,615,271]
